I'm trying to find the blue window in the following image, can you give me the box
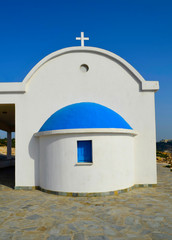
[77,140,92,163]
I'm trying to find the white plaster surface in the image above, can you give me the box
[0,46,159,189]
[39,133,135,193]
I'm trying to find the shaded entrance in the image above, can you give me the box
[0,104,15,189]
[0,166,15,189]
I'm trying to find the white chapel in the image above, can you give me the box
[0,33,159,196]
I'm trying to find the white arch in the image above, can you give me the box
[0,46,159,93]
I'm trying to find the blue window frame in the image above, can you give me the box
[77,140,92,163]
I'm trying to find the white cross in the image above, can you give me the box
[76,32,89,47]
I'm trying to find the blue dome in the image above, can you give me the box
[39,102,132,132]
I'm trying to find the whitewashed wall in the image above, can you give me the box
[0,47,158,187]
[39,133,135,193]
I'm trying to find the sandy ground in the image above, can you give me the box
[0,146,15,156]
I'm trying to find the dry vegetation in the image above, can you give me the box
[157,151,172,171]
[0,146,15,156]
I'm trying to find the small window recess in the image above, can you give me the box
[76,140,92,165]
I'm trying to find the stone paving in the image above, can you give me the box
[0,163,172,240]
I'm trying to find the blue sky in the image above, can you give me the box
[0,0,171,141]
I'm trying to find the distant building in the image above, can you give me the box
[0,44,159,195]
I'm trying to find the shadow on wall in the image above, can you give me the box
[28,135,39,187]
[28,132,75,188]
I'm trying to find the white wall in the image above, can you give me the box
[0,47,157,187]
[39,133,135,193]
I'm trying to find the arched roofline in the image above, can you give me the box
[0,46,159,93]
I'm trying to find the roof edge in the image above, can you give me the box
[23,46,159,92]
[34,128,138,137]
[0,46,159,93]
[0,82,25,93]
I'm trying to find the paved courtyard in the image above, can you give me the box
[0,163,172,240]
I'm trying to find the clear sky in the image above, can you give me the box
[0,0,171,141]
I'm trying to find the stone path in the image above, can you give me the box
[0,163,172,240]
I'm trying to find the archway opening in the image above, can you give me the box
[0,104,15,189]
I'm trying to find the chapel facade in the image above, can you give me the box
[0,45,159,195]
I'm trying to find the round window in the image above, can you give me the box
[80,64,89,72]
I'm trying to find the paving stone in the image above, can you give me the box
[73,232,85,240]
[0,164,171,240]
[146,220,161,228]
[47,236,71,240]
[49,227,61,235]
[159,227,172,234]
[111,225,125,231]
[0,232,13,240]
[151,232,172,240]
[129,224,142,232]
[87,236,110,240]
[68,224,78,232]
[12,231,24,240]
[0,207,9,210]
[22,204,32,209]
[141,229,152,235]
[26,214,41,220]
[102,226,118,236]
[124,216,135,225]
[22,227,37,231]
[47,236,61,240]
